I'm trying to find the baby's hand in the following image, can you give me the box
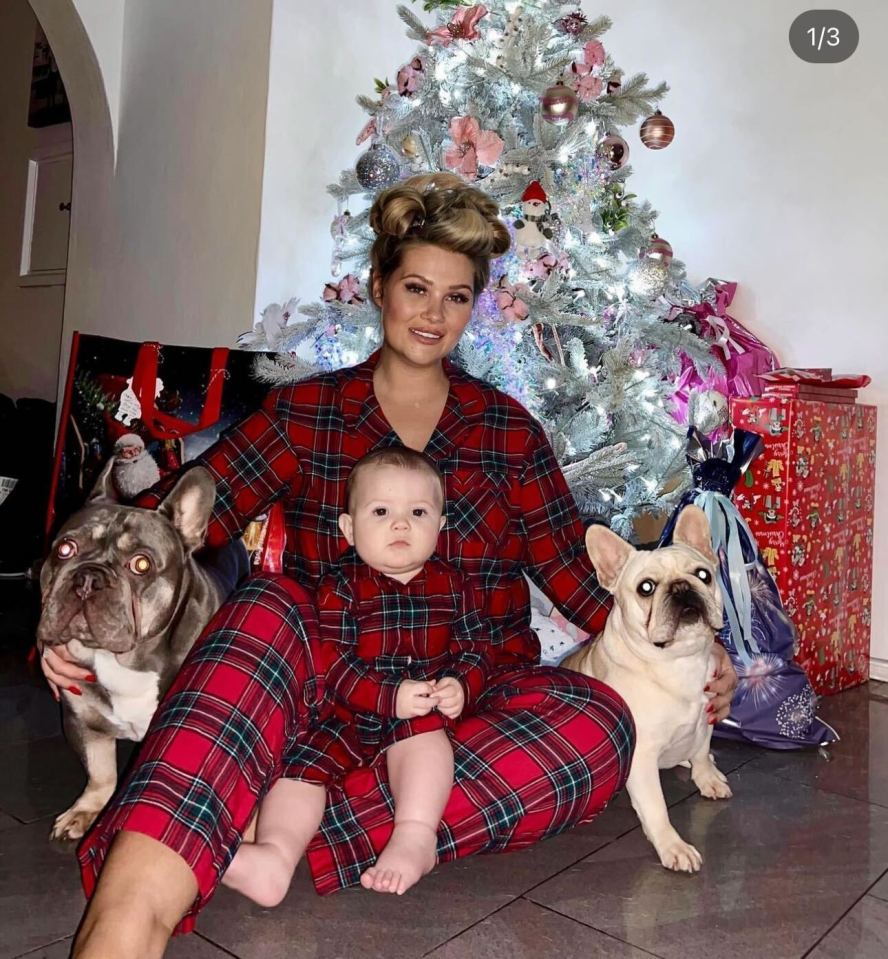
[395,679,439,719]
[434,677,465,719]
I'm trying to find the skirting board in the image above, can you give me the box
[870,657,888,682]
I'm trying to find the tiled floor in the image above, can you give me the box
[2,577,887,959]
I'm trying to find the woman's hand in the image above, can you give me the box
[395,679,439,719]
[37,644,96,702]
[706,644,738,723]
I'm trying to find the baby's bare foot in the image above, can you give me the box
[360,820,437,895]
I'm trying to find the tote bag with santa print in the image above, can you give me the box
[46,332,286,570]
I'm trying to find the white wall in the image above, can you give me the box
[71,0,124,157]
[31,0,274,404]
[0,0,70,401]
[255,0,888,672]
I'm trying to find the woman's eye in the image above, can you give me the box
[448,293,470,304]
[637,579,656,597]
[696,568,712,584]
[406,284,426,295]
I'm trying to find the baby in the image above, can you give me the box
[222,446,491,905]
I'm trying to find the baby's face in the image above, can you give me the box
[340,464,445,581]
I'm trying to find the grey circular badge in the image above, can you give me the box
[789,10,859,63]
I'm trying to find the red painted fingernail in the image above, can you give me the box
[85,673,98,683]
[68,685,82,696]
[706,704,713,713]
[704,685,711,692]
[708,716,717,725]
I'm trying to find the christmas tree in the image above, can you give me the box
[241,0,727,538]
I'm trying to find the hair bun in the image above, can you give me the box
[369,172,512,294]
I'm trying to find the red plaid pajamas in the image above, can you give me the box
[309,551,492,764]
[78,349,634,930]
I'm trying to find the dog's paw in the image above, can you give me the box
[50,805,100,842]
[692,764,733,800]
[656,836,703,873]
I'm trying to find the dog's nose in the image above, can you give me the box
[73,565,111,600]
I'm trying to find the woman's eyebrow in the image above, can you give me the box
[402,273,472,292]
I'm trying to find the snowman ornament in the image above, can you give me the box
[513,181,557,255]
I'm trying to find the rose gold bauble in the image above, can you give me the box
[640,110,675,149]
[540,81,578,126]
[401,134,420,158]
[606,72,622,95]
[645,233,673,265]
[595,133,630,169]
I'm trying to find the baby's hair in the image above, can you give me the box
[369,172,511,296]
[345,446,445,513]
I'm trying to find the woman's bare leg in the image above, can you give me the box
[72,832,197,959]
[361,730,452,895]
[221,779,326,908]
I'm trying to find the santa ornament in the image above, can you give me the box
[111,433,161,500]
[513,181,558,254]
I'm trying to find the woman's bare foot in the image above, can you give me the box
[360,820,437,895]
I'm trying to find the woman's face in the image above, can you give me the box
[373,244,476,368]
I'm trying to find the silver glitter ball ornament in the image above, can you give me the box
[356,142,402,190]
[629,258,669,298]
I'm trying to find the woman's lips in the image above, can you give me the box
[410,328,444,344]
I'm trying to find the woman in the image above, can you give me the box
[44,173,738,957]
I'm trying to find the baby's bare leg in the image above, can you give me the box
[221,779,325,907]
[362,729,453,896]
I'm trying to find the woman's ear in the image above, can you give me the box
[338,513,355,545]
[370,270,383,308]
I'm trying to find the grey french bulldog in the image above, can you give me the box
[37,462,226,841]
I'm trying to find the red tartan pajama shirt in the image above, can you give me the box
[78,348,634,929]
[309,549,492,768]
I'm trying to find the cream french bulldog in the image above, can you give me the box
[563,505,730,872]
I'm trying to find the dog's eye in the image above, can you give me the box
[637,579,656,597]
[127,554,153,575]
[56,539,78,560]
[695,568,712,584]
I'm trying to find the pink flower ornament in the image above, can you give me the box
[355,117,377,146]
[427,5,489,46]
[443,116,504,179]
[496,277,530,323]
[583,40,606,68]
[323,274,364,305]
[397,57,425,97]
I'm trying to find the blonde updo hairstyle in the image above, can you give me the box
[369,172,511,299]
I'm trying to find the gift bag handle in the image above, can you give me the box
[131,342,230,440]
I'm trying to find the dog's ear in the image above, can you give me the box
[158,467,216,552]
[585,523,633,592]
[86,459,119,504]
[673,505,716,564]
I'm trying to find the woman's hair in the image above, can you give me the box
[345,445,446,514]
[369,172,511,296]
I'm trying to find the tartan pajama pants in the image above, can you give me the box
[78,573,635,933]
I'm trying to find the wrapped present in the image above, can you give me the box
[659,428,838,749]
[730,394,877,695]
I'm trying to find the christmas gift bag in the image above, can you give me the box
[46,332,285,569]
[667,279,781,430]
[659,427,838,750]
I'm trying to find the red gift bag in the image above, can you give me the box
[46,332,285,571]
